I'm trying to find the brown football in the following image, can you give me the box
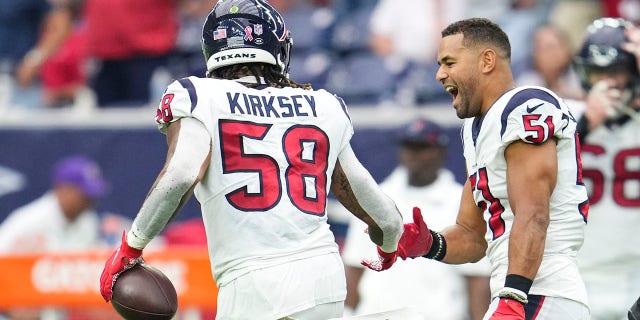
[111,263,178,320]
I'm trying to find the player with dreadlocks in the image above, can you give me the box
[99,0,405,318]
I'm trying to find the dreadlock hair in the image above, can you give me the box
[209,63,312,90]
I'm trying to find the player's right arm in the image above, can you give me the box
[100,78,211,301]
[397,180,486,264]
[330,145,403,254]
[126,117,212,249]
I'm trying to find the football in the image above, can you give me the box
[111,263,178,320]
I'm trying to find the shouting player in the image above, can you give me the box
[98,0,404,318]
[572,17,640,320]
[382,18,591,319]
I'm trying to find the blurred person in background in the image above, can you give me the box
[601,0,640,24]
[0,155,109,320]
[82,0,179,107]
[368,0,465,104]
[169,0,215,79]
[0,155,108,253]
[464,0,555,73]
[369,0,463,67]
[340,118,491,319]
[0,0,74,109]
[516,24,584,100]
[546,0,602,53]
[39,0,89,108]
[572,17,640,320]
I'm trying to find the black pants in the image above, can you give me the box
[91,54,169,107]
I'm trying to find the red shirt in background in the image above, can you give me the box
[83,0,178,59]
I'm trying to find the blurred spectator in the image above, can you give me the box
[465,0,555,72]
[339,118,491,319]
[547,0,603,53]
[40,0,89,108]
[367,0,465,105]
[0,0,74,109]
[0,155,108,253]
[601,0,640,24]
[517,24,584,100]
[0,155,108,320]
[168,0,215,79]
[82,0,179,107]
[369,0,462,65]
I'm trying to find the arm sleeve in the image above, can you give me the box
[337,145,403,253]
[127,117,211,249]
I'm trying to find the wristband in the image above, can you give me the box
[499,288,528,305]
[504,274,533,294]
[499,274,533,305]
[423,230,446,261]
[126,224,151,250]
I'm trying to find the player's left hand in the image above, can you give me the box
[488,298,525,320]
[361,246,398,271]
[99,230,144,302]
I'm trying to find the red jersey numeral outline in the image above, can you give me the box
[470,168,506,240]
[156,93,174,123]
[219,120,329,215]
[582,144,640,207]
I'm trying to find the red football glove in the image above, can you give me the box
[397,207,433,260]
[99,230,143,302]
[361,246,398,271]
[488,298,525,320]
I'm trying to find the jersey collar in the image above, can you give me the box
[234,76,265,84]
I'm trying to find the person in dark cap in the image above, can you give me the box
[393,118,451,187]
[0,155,108,253]
[339,118,491,319]
[0,155,110,319]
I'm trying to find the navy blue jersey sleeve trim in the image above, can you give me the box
[500,88,561,138]
[471,116,484,147]
[333,94,351,122]
[524,295,545,319]
[177,78,198,112]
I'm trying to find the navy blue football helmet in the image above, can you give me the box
[202,0,292,77]
[574,18,639,91]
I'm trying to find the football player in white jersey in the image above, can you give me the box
[98,1,404,319]
[571,18,640,320]
[381,18,591,319]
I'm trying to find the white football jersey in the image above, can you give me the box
[576,112,640,318]
[461,86,589,305]
[156,76,353,286]
[578,116,640,271]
